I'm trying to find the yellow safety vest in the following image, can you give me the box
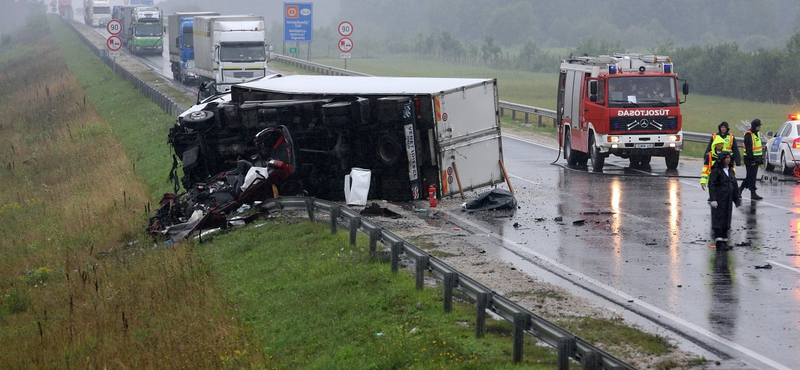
[712,132,735,152]
[744,131,762,157]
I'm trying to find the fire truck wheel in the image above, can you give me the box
[589,137,604,172]
[377,134,402,166]
[665,151,680,170]
[564,133,578,166]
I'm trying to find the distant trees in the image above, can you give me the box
[672,32,800,104]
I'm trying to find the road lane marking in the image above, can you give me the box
[766,260,800,274]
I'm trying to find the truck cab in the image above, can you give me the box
[557,54,688,171]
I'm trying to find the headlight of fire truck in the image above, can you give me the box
[607,136,620,148]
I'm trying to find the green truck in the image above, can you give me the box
[122,6,163,55]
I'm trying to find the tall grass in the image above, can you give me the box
[0,16,267,369]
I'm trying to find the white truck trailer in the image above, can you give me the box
[167,12,220,82]
[192,15,271,92]
[169,75,507,201]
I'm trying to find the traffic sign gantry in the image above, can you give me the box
[106,36,122,51]
[338,37,353,53]
[106,19,122,35]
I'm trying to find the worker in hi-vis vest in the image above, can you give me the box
[740,119,764,200]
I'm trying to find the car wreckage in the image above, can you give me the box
[148,75,507,240]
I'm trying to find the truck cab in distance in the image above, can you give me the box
[557,53,688,171]
[192,15,272,92]
[122,5,163,55]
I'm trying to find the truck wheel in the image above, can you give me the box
[665,151,680,170]
[377,134,402,166]
[182,110,215,130]
[589,137,604,172]
[564,133,578,166]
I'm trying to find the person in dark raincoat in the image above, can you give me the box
[707,151,742,250]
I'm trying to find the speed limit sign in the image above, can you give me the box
[338,21,353,37]
[106,19,122,35]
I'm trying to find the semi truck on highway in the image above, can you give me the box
[83,0,110,27]
[193,15,272,92]
[168,75,506,202]
[557,53,688,171]
[167,12,220,83]
[122,6,163,55]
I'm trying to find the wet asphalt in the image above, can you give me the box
[435,135,799,370]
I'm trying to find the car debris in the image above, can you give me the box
[148,126,295,241]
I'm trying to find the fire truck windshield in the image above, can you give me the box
[606,76,676,107]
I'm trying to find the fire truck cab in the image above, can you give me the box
[557,53,688,171]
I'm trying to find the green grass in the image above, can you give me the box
[202,219,558,369]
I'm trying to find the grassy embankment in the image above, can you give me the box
[0,15,596,369]
[296,56,800,157]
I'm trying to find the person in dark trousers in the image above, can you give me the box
[704,121,741,167]
[708,151,742,250]
[741,119,764,200]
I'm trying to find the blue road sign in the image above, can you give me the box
[284,2,313,43]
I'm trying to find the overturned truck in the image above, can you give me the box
[169,75,506,202]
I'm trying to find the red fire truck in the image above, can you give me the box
[557,53,689,171]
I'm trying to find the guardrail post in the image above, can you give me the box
[349,216,361,246]
[513,312,527,363]
[304,198,315,223]
[368,227,379,261]
[330,205,340,234]
[581,350,599,370]
[557,336,576,370]
[538,115,544,127]
[443,272,456,313]
[475,292,488,338]
[415,255,429,290]
[524,112,529,124]
[390,241,402,273]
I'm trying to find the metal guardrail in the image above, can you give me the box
[262,196,639,369]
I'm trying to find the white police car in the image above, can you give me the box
[764,115,800,176]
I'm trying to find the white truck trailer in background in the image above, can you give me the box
[83,0,110,27]
[192,15,272,92]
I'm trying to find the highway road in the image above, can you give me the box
[445,136,800,370]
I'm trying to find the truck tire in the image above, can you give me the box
[377,134,402,166]
[589,136,605,172]
[564,132,578,166]
[665,151,680,170]
[182,110,215,130]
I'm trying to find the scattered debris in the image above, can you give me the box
[463,188,517,211]
[359,203,402,219]
[754,263,773,270]
[572,219,586,226]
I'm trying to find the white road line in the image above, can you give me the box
[766,260,800,274]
